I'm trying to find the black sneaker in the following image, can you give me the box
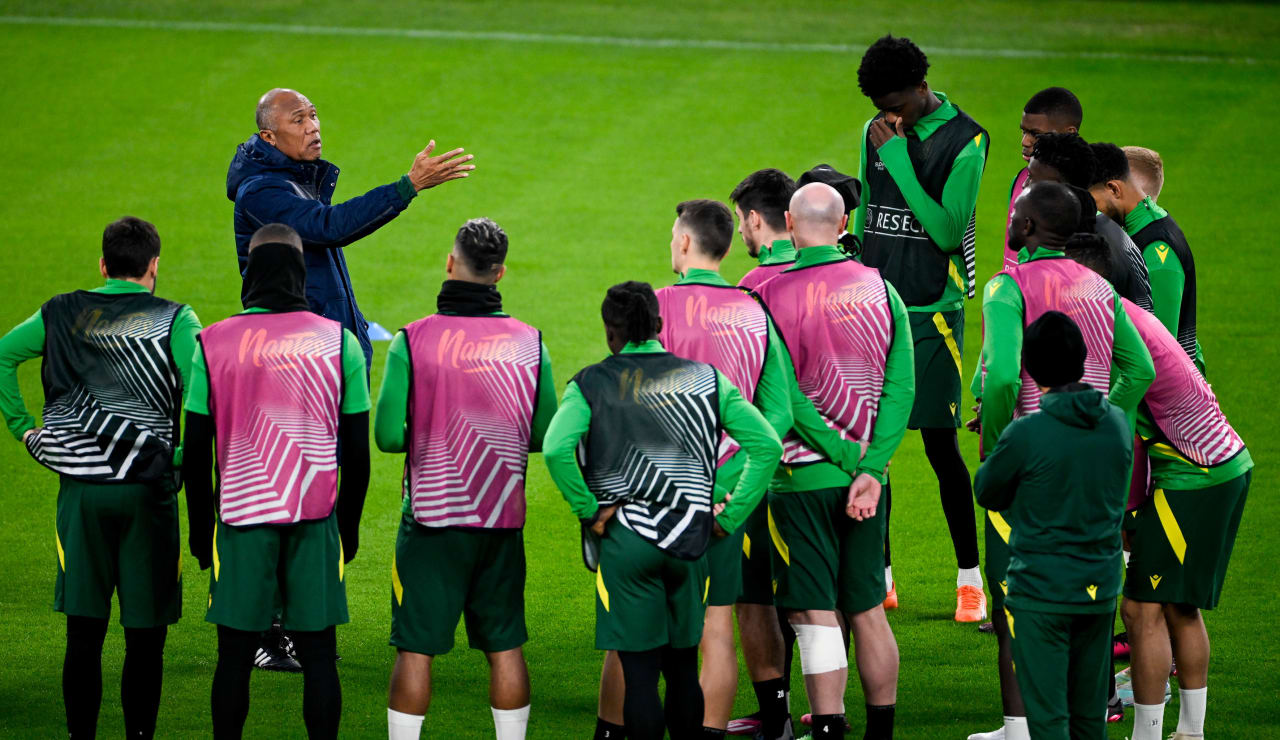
[254,625,302,672]
[1107,691,1124,722]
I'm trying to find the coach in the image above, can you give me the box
[226,87,475,367]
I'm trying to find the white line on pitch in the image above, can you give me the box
[0,15,1266,65]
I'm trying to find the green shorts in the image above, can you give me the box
[1124,471,1250,610]
[706,525,744,607]
[206,512,347,632]
[907,308,964,430]
[595,522,709,651]
[390,518,527,655]
[54,477,181,628]
[738,497,775,605]
[984,509,1012,612]
[768,487,886,615]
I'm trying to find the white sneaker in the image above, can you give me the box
[967,727,1004,740]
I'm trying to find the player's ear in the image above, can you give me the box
[654,316,663,335]
[259,129,275,145]
[148,257,159,279]
[839,213,849,233]
[493,264,506,284]
[784,211,794,232]
[445,252,455,277]
[99,258,109,279]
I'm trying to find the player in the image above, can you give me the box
[968,183,1154,740]
[1004,87,1082,270]
[975,310,1132,740]
[0,217,199,739]
[731,168,798,291]
[544,281,782,740]
[1023,132,1152,310]
[755,183,915,740]
[183,224,371,739]
[1123,146,1164,203]
[376,218,555,740]
[1064,238,1254,740]
[1089,142,1203,372]
[656,199,794,738]
[854,34,988,620]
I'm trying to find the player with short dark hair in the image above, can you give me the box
[731,168,798,290]
[1003,88,1083,269]
[0,216,200,739]
[376,218,555,740]
[854,33,989,622]
[1089,142,1203,371]
[1063,238,1254,740]
[183,223,371,739]
[1025,133,1152,310]
[969,182,1154,740]
[975,310,1132,740]
[543,281,782,740]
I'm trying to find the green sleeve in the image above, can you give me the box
[340,329,372,414]
[184,343,210,415]
[974,422,1024,511]
[715,370,783,534]
[543,380,598,520]
[978,275,1025,453]
[529,342,557,452]
[1143,242,1184,338]
[0,310,44,439]
[853,118,872,242]
[373,331,411,453]
[876,133,987,251]
[1107,294,1156,431]
[856,283,915,483]
[782,346,863,476]
[169,306,202,407]
[754,321,794,439]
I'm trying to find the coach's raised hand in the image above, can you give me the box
[408,140,476,190]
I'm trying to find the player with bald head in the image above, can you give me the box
[751,182,916,739]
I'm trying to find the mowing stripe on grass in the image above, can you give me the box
[0,14,1269,65]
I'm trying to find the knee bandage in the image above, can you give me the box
[791,623,847,674]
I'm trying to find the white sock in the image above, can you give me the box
[492,705,530,740]
[1133,701,1165,740]
[1176,686,1206,736]
[388,708,424,740]
[884,565,893,591]
[1003,715,1029,740]
[958,566,983,589]
[1123,549,1131,566]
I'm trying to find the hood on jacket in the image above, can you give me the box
[1040,384,1110,430]
[226,134,330,202]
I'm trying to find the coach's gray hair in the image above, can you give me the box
[255,88,297,131]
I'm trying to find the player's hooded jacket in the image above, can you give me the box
[226,134,417,367]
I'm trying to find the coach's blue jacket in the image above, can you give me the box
[227,134,417,369]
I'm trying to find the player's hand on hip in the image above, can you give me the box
[591,505,619,536]
[408,140,476,191]
[845,473,881,521]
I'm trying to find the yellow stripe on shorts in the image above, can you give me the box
[596,565,611,612]
[1153,488,1187,564]
[212,523,221,582]
[988,510,1012,544]
[338,540,345,582]
[392,551,404,606]
[933,311,963,379]
[1004,607,1015,640]
[55,527,65,572]
[742,533,751,559]
[767,504,789,566]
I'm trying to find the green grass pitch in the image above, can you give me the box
[0,1,1277,737]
